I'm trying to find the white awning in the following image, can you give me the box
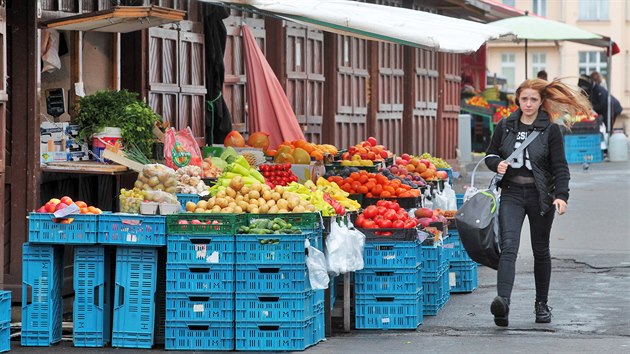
[201,0,513,53]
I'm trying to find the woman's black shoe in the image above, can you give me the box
[535,301,552,323]
[491,296,510,327]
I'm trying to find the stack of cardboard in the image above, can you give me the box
[40,122,90,164]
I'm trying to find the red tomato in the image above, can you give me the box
[376,206,387,216]
[392,220,405,228]
[363,219,377,229]
[397,209,409,221]
[356,215,366,228]
[377,219,393,228]
[390,202,401,211]
[404,219,418,229]
[363,206,378,219]
[376,200,387,207]
[384,210,397,221]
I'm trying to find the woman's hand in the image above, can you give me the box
[497,160,510,175]
[553,199,567,215]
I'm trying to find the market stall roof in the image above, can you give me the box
[491,15,602,42]
[201,0,513,53]
[41,6,186,33]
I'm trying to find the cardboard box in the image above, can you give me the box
[40,122,64,142]
[290,161,326,184]
[65,124,80,137]
[67,151,90,161]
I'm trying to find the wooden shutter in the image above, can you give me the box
[411,48,439,155]
[437,52,461,159]
[179,31,206,141]
[148,27,180,128]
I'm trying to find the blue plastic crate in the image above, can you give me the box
[0,292,10,324]
[565,146,603,164]
[165,321,234,351]
[364,240,422,269]
[73,246,111,347]
[166,292,234,322]
[355,266,422,295]
[564,133,600,149]
[236,291,317,322]
[176,193,201,207]
[0,321,9,353]
[21,243,63,346]
[236,264,310,293]
[422,244,447,279]
[311,303,325,346]
[167,234,234,265]
[355,291,423,330]
[443,235,473,263]
[449,262,478,293]
[166,263,234,293]
[28,212,97,244]
[154,249,167,346]
[329,276,336,311]
[98,214,166,246]
[235,318,316,351]
[456,194,464,210]
[236,231,320,265]
[112,248,158,349]
[423,268,449,316]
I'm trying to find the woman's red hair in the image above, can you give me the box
[515,79,592,126]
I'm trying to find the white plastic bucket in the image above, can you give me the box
[92,127,122,162]
[608,130,628,162]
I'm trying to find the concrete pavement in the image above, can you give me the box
[8,159,630,353]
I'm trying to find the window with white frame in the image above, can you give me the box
[533,0,547,17]
[531,53,546,79]
[502,0,515,6]
[578,51,607,77]
[579,0,609,20]
[501,53,516,91]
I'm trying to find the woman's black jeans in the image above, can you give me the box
[497,183,555,302]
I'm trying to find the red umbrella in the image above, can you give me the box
[242,24,305,149]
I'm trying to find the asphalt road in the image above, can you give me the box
[8,158,630,353]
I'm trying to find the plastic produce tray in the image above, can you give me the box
[166,263,234,293]
[363,239,422,269]
[167,234,234,265]
[355,291,423,330]
[28,212,97,244]
[449,262,478,293]
[235,318,316,351]
[166,292,234,322]
[166,213,246,235]
[235,264,310,293]
[21,243,63,346]
[73,246,111,347]
[355,266,422,295]
[235,291,318,322]
[422,243,447,279]
[98,214,166,246]
[165,321,234,351]
[235,232,316,265]
[112,248,157,349]
[176,193,201,207]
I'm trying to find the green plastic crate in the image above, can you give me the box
[166,213,246,235]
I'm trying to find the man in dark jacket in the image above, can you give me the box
[578,75,623,131]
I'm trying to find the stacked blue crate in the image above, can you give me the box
[236,214,323,351]
[73,246,111,347]
[0,291,11,353]
[111,247,158,349]
[422,243,449,316]
[164,213,242,351]
[355,234,423,330]
[445,231,478,293]
[98,214,166,247]
[21,243,63,346]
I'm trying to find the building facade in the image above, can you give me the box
[487,0,629,112]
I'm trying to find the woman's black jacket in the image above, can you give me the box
[485,109,570,215]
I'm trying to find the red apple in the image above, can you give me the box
[401,153,411,161]
[420,159,431,168]
[45,202,57,213]
[367,137,377,147]
[178,220,189,225]
[36,206,47,213]
[54,203,67,211]
[191,220,203,225]
[60,196,73,206]
[379,150,388,159]
[367,152,376,160]
[435,170,449,180]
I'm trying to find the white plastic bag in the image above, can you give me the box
[305,239,329,290]
[442,182,457,210]
[325,219,365,276]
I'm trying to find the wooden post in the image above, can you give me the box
[436,52,446,157]
[69,31,83,114]
[113,33,121,90]
[264,17,286,88]
[366,41,378,138]
[402,45,416,155]
[322,32,338,145]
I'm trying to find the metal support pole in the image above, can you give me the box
[606,40,612,134]
[524,39,528,80]
[344,272,351,332]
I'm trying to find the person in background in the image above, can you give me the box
[590,71,607,89]
[485,79,591,327]
[536,70,548,81]
[578,75,623,132]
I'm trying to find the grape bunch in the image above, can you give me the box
[419,153,451,169]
